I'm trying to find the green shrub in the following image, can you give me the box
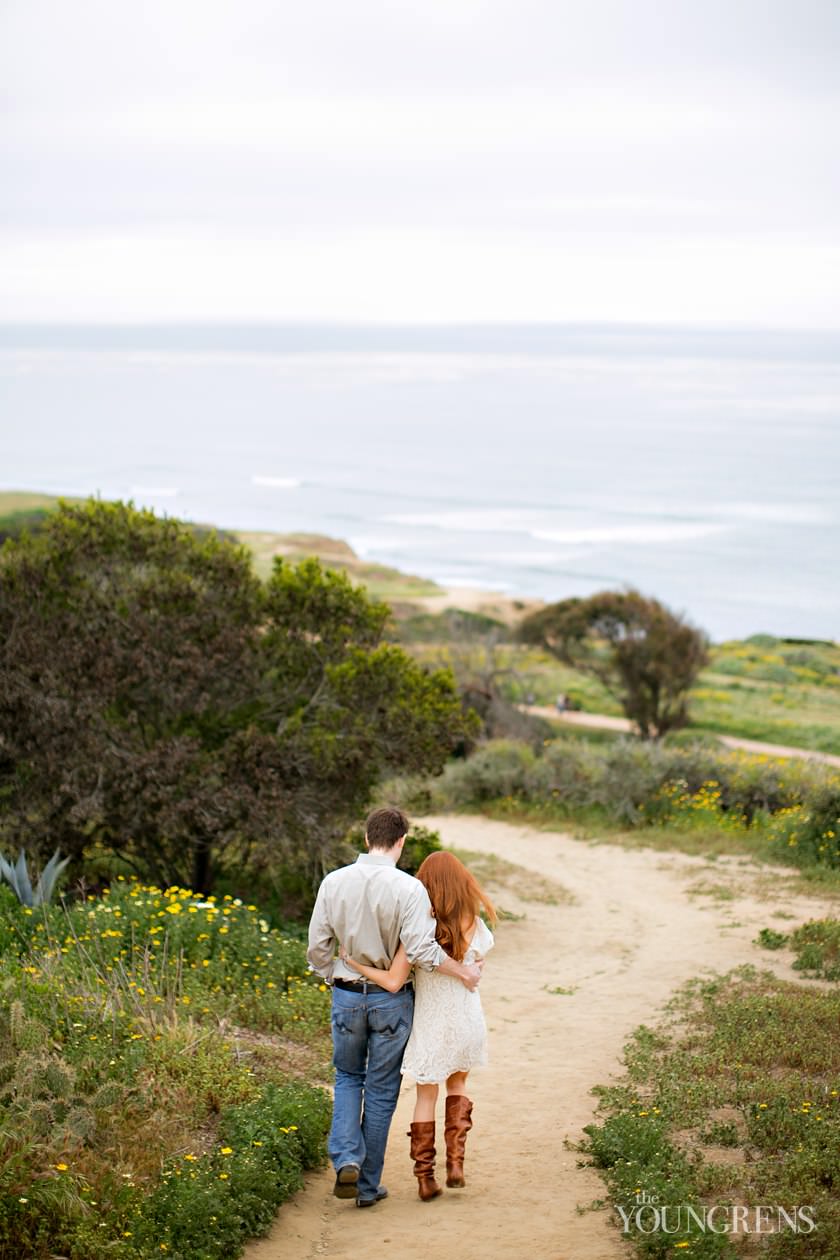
[341,820,442,877]
[766,780,840,869]
[398,825,443,876]
[374,772,437,814]
[421,733,840,870]
[525,738,601,808]
[755,927,789,950]
[437,739,535,805]
[594,742,677,825]
[789,919,840,981]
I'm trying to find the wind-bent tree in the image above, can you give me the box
[0,500,473,892]
[519,589,709,738]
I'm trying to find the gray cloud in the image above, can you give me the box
[2,0,839,321]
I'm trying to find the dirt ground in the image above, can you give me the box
[245,815,838,1260]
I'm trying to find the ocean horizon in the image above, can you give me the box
[2,321,838,643]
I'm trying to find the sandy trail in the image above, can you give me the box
[245,816,837,1260]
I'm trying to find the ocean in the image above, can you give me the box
[1,322,838,642]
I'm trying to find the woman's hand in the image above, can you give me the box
[339,944,359,971]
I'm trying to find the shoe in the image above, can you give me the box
[408,1121,443,1201]
[444,1095,473,1188]
[333,1163,360,1199]
[356,1185,388,1208]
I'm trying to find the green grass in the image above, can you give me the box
[584,966,840,1258]
[0,491,87,514]
[481,645,625,716]
[435,639,840,755]
[0,879,332,1260]
[689,638,840,754]
[756,918,840,981]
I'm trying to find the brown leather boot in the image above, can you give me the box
[444,1094,473,1188]
[407,1121,443,1201]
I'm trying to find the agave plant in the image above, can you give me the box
[0,848,70,907]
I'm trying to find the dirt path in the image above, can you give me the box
[524,705,840,768]
[245,816,838,1260]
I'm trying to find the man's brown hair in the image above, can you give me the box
[365,806,409,851]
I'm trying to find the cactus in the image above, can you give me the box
[0,848,69,907]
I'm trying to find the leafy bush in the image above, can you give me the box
[420,735,840,870]
[340,821,442,877]
[592,741,679,825]
[436,740,536,805]
[376,772,439,815]
[766,779,840,869]
[399,825,443,875]
[755,927,789,951]
[0,498,473,894]
[525,737,602,808]
[789,919,840,981]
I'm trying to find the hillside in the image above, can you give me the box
[0,490,541,624]
[3,489,839,752]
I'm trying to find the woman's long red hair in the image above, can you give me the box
[415,851,497,962]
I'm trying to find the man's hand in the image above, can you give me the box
[435,952,483,989]
[458,959,483,992]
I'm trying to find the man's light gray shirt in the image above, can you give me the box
[307,852,446,983]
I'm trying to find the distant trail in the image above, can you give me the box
[523,705,840,769]
[244,815,838,1260]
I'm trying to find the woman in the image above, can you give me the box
[341,850,496,1201]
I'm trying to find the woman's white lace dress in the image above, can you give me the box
[401,917,494,1084]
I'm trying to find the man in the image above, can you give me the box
[307,806,482,1208]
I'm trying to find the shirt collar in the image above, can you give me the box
[356,851,397,867]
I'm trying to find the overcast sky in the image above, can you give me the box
[2,0,839,324]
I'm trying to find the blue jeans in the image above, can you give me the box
[328,984,414,1201]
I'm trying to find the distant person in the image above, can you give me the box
[341,851,496,1201]
[307,808,482,1209]
[555,693,567,713]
